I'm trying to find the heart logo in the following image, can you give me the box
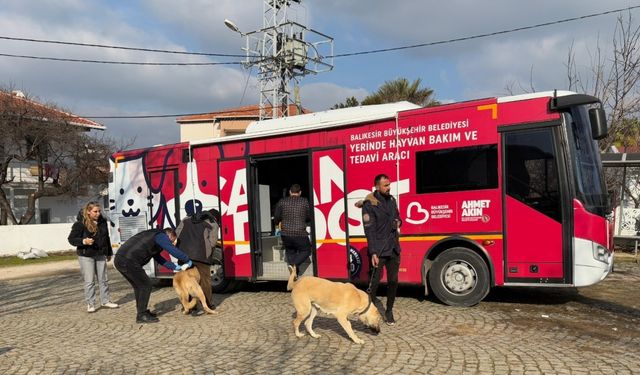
[405,202,429,225]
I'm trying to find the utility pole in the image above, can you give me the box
[226,0,333,120]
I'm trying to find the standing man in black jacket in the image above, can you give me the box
[360,174,402,325]
[176,209,220,313]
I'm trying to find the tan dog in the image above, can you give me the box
[173,267,217,315]
[288,266,382,344]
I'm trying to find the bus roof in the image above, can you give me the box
[190,101,420,146]
[497,90,576,103]
[186,91,579,148]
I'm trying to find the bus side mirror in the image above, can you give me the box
[589,107,608,140]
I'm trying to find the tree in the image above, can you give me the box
[566,12,640,152]
[361,78,439,107]
[0,87,118,225]
[331,96,360,109]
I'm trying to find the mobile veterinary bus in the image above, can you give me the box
[109,91,612,306]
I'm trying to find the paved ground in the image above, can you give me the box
[0,260,639,375]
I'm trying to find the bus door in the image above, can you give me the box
[501,125,571,283]
[248,152,313,280]
[148,168,181,277]
[218,158,252,279]
[311,147,349,280]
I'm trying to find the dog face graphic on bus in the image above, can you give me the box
[111,156,157,219]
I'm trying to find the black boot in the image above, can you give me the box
[136,311,159,324]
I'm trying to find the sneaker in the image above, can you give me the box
[146,310,158,318]
[136,312,159,324]
[87,305,96,313]
[385,310,395,326]
[102,302,119,309]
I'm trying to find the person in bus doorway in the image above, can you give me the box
[176,209,220,315]
[274,183,312,278]
[359,174,402,326]
[68,201,119,313]
[114,228,192,323]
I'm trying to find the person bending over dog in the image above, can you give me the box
[114,228,192,323]
[176,209,220,314]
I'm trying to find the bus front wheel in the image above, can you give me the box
[428,247,490,307]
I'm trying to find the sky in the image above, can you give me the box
[0,0,638,149]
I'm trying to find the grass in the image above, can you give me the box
[0,251,77,268]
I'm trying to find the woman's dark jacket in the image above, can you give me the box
[68,214,113,258]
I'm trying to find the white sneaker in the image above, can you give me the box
[102,302,119,309]
[87,305,96,313]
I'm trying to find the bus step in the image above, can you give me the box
[259,261,314,280]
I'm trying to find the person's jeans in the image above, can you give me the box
[78,255,111,306]
[368,252,400,312]
[114,255,152,315]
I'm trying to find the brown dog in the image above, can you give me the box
[288,266,381,344]
[172,267,217,315]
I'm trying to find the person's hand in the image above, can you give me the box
[82,238,95,245]
[180,260,193,271]
[371,254,379,268]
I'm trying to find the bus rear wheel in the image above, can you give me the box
[210,247,232,293]
[428,247,490,307]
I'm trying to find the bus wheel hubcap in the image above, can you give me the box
[211,264,224,286]
[443,261,476,294]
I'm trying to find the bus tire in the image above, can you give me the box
[210,247,232,294]
[428,247,490,307]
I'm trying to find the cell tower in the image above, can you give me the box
[226,0,333,120]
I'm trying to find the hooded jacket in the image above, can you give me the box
[176,211,219,264]
[361,191,402,257]
[68,212,113,258]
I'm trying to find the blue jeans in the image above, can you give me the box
[78,255,111,306]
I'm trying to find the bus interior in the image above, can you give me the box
[251,153,314,280]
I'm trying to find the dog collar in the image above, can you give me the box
[358,296,373,316]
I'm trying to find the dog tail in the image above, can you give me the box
[286,265,297,291]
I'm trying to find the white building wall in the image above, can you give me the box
[0,223,75,256]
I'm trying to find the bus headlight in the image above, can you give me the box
[592,243,610,263]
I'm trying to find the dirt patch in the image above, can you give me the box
[0,260,80,281]
[484,261,640,343]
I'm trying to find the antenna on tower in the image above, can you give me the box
[225,0,333,120]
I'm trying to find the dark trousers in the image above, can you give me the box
[114,255,152,316]
[369,252,400,312]
[281,235,311,274]
[194,261,213,308]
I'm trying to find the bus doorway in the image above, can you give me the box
[249,153,314,280]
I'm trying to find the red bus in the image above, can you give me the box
[108,90,612,306]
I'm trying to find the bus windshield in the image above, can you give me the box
[563,106,608,217]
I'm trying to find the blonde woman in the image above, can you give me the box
[68,202,118,312]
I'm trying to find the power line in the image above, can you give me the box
[1,5,638,65]
[0,53,243,66]
[0,35,245,58]
[331,5,640,58]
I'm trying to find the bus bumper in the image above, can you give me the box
[573,237,613,287]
